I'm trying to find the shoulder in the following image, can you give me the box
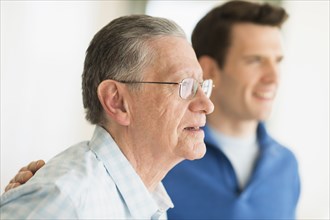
[1,141,118,218]
[37,141,114,191]
[16,141,114,197]
[258,123,298,163]
[0,181,78,219]
[261,134,299,171]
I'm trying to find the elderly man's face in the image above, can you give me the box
[129,36,214,162]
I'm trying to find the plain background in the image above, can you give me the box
[1,1,329,219]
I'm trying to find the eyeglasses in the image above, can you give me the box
[118,78,213,100]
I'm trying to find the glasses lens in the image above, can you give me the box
[180,78,196,99]
[202,79,213,98]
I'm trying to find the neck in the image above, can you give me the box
[107,125,179,192]
[207,110,258,138]
[122,146,176,192]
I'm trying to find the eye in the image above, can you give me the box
[246,56,263,64]
[276,56,284,64]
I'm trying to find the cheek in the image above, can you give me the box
[222,75,253,98]
[134,89,191,146]
[158,104,186,133]
[148,107,187,157]
[146,98,186,136]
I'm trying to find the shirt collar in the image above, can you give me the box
[204,122,273,150]
[207,125,257,149]
[88,126,173,219]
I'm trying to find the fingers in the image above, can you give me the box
[18,166,29,172]
[27,160,46,174]
[36,160,46,171]
[5,182,21,192]
[4,160,46,193]
[14,160,45,183]
[5,170,33,192]
[13,170,34,184]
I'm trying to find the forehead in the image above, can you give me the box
[146,36,203,81]
[230,23,283,53]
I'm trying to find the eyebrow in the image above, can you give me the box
[242,54,284,61]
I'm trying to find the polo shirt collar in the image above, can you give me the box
[204,122,270,148]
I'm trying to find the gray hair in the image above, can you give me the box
[82,15,186,125]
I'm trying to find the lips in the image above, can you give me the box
[183,123,205,139]
[184,126,202,131]
[254,91,275,100]
[183,117,206,132]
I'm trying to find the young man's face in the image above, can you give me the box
[214,23,284,122]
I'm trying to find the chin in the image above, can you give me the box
[258,111,272,120]
[185,142,207,160]
[252,107,273,120]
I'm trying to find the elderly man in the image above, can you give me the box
[0,14,214,219]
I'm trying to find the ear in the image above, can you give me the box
[199,55,223,89]
[97,80,130,126]
[199,55,220,81]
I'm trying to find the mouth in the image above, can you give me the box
[254,91,275,100]
[183,126,205,139]
[184,126,203,131]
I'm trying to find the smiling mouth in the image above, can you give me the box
[254,91,275,100]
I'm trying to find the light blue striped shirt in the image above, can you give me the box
[0,126,173,219]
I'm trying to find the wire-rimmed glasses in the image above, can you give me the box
[118,78,213,100]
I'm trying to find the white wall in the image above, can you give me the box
[0,1,131,192]
[271,1,329,219]
[147,1,329,219]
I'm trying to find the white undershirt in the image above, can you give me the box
[208,126,259,190]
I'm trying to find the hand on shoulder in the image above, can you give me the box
[5,160,45,192]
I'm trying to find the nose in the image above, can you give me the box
[189,87,214,115]
[262,61,280,84]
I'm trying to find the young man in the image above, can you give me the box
[163,1,300,219]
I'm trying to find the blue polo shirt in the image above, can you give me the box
[163,123,300,219]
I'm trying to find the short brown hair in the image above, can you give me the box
[192,0,288,68]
